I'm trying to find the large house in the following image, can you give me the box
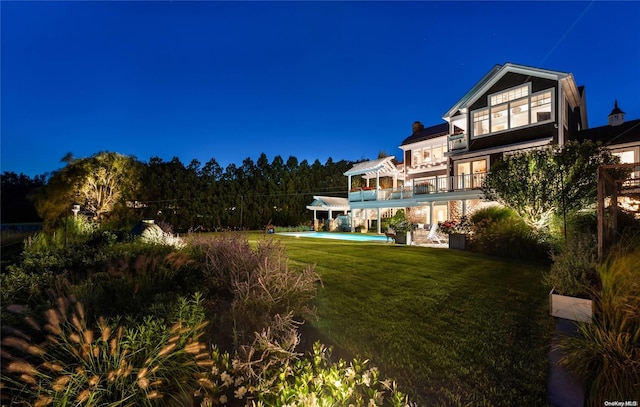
[318,63,640,233]
[341,63,640,233]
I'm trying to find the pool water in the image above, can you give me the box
[277,231,388,242]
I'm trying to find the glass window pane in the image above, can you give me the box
[510,98,529,128]
[473,109,490,136]
[491,105,508,132]
[531,91,552,123]
[432,146,443,160]
[413,150,421,166]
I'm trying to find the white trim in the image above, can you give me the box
[443,63,571,120]
[470,87,556,139]
[447,137,554,161]
[444,64,569,119]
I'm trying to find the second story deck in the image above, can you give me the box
[348,172,486,206]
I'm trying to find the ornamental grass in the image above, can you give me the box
[1,295,214,407]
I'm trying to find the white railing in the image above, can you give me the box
[348,173,487,202]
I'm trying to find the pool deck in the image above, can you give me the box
[277,231,449,247]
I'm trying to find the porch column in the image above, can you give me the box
[430,202,435,227]
[351,210,355,232]
[377,208,381,234]
[328,209,333,231]
[364,209,368,232]
[348,175,352,191]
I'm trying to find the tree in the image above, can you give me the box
[1,172,46,223]
[482,141,620,230]
[35,152,142,228]
[78,153,142,220]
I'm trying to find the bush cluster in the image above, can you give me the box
[191,234,320,349]
[2,224,415,406]
[544,233,598,297]
[468,206,551,261]
[557,245,640,405]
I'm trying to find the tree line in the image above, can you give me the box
[2,152,356,231]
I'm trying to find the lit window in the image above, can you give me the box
[412,150,422,166]
[531,91,552,123]
[472,87,554,137]
[510,98,529,128]
[614,150,635,164]
[491,105,508,132]
[432,145,443,161]
[473,110,490,136]
[490,85,528,106]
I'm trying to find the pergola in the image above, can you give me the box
[343,156,400,190]
[343,157,401,234]
[306,196,350,231]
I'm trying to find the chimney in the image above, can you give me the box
[412,121,425,135]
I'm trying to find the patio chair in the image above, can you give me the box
[425,223,447,244]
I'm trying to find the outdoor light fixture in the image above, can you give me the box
[72,204,80,218]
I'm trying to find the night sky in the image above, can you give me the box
[2,1,639,177]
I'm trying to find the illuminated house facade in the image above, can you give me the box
[344,63,640,233]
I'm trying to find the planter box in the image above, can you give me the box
[448,233,467,250]
[549,288,593,323]
[395,231,412,245]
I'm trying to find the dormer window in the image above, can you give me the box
[471,84,555,138]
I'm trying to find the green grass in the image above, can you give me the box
[269,234,554,406]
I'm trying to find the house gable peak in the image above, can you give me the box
[442,62,572,121]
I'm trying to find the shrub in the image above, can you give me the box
[557,245,640,405]
[544,233,598,297]
[192,234,321,349]
[71,244,199,319]
[201,342,415,406]
[274,225,313,233]
[550,210,597,239]
[389,210,416,233]
[469,206,550,261]
[438,216,472,235]
[0,269,62,328]
[1,295,212,407]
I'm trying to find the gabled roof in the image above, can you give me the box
[343,156,399,178]
[400,123,449,146]
[443,62,576,120]
[576,119,640,146]
[306,196,350,211]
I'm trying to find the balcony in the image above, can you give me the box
[348,188,379,202]
[348,173,487,202]
[448,133,467,151]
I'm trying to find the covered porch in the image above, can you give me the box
[344,156,401,201]
[306,196,350,231]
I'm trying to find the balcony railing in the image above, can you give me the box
[448,133,467,151]
[348,173,487,202]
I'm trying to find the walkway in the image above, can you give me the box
[547,318,584,406]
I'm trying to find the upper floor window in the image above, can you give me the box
[411,143,448,166]
[472,84,554,138]
[490,85,528,105]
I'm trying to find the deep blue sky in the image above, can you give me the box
[2,1,639,177]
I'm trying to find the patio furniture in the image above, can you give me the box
[425,223,447,244]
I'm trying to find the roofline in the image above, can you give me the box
[443,63,572,120]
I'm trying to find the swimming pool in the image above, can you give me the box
[277,231,388,242]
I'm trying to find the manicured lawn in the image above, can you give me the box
[269,234,554,406]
